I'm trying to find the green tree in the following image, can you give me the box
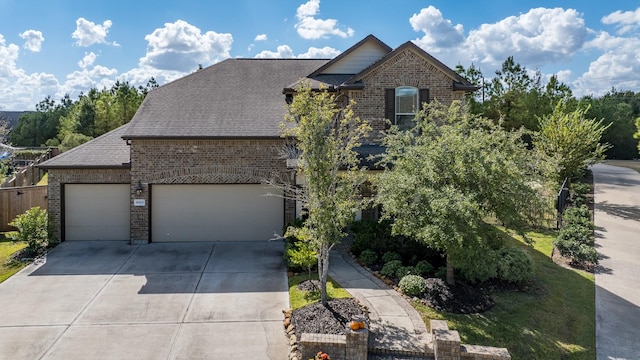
[11,96,72,146]
[535,101,611,183]
[375,101,543,285]
[282,82,371,305]
[59,133,93,152]
[584,90,640,159]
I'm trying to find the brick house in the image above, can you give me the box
[39,35,476,244]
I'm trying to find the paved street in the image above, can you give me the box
[592,164,640,360]
[0,241,289,360]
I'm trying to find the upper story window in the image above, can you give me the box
[395,86,418,130]
[385,87,429,131]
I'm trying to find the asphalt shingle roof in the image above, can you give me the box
[38,124,130,169]
[123,59,329,139]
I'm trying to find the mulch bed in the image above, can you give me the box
[291,297,368,336]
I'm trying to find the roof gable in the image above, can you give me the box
[308,34,392,77]
[345,41,477,90]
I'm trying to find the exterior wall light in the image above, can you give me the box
[135,181,143,195]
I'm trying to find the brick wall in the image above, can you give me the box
[347,47,466,142]
[47,168,131,242]
[129,138,293,243]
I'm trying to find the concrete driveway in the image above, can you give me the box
[0,241,289,360]
[592,164,640,359]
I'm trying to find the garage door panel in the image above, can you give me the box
[152,185,283,242]
[65,184,130,241]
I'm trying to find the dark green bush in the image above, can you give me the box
[563,205,594,229]
[434,267,447,280]
[381,251,402,263]
[396,266,416,279]
[380,260,403,278]
[358,249,378,267]
[555,235,598,264]
[571,182,591,197]
[496,247,534,283]
[415,260,434,277]
[399,274,426,296]
[556,223,592,245]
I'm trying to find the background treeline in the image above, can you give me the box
[10,79,157,151]
[457,57,639,159]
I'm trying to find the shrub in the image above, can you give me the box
[381,251,402,263]
[399,274,426,296]
[7,206,48,255]
[555,234,598,264]
[380,260,403,278]
[496,247,535,283]
[556,224,592,245]
[358,249,378,267]
[415,260,434,277]
[563,205,593,229]
[571,182,591,197]
[396,266,416,279]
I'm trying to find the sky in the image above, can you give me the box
[1,0,640,111]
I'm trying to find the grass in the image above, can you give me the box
[412,228,595,360]
[0,234,27,284]
[605,159,640,173]
[288,272,352,310]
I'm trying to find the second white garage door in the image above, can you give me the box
[151,184,283,242]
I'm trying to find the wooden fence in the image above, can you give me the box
[1,148,58,188]
[0,186,47,232]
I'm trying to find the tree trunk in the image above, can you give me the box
[318,244,330,306]
[446,254,455,285]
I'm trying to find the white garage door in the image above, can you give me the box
[151,184,283,242]
[65,184,130,241]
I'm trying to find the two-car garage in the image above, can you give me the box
[63,184,283,242]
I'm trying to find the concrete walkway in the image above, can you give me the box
[329,248,430,357]
[592,164,640,360]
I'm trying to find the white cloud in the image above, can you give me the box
[0,34,60,110]
[602,8,640,35]
[119,66,185,88]
[78,52,97,68]
[254,34,268,41]
[572,33,640,97]
[139,20,233,72]
[410,6,464,48]
[297,46,341,58]
[0,34,20,78]
[464,8,588,68]
[255,45,294,58]
[19,30,44,52]
[294,0,354,40]
[254,44,340,59]
[72,18,118,47]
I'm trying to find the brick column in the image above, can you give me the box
[345,327,368,360]
[431,320,461,360]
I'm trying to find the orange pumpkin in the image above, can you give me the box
[349,321,365,330]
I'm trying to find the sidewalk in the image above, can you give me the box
[328,247,431,357]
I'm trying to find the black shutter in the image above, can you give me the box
[419,88,430,111]
[384,88,395,129]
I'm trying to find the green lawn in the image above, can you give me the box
[0,234,27,283]
[412,228,595,359]
[288,273,352,310]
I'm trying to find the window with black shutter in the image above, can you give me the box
[384,87,429,130]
